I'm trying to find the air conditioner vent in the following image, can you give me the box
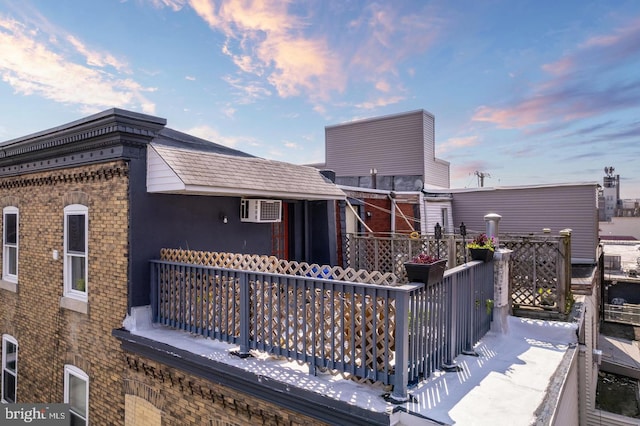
[240,199,282,223]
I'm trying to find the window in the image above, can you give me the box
[441,207,449,233]
[2,335,17,403]
[2,207,18,282]
[64,365,88,425]
[64,205,88,300]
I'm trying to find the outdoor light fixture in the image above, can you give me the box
[219,213,228,224]
[434,223,442,240]
[434,222,442,259]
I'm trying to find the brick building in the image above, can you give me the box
[0,109,345,425]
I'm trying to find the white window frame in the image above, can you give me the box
[2,207,18,283]
[441,207,449,234]
[63,205,88,301]
[2,334,17,403]
[64,365,88,425]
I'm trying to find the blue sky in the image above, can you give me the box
[1,1,639,197]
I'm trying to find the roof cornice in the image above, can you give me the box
[0,108,166,163]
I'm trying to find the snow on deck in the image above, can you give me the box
[130,315,577,425]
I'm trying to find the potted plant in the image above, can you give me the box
[538,288,554,307]
[467,233,496,262]
[404,253,447,284]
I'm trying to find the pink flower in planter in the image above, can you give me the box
[410,253,440,264]
[467,233,496,251]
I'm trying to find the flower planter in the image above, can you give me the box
[469,248,494,262]
[404,259,447,284]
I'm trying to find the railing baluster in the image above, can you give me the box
[238,272,250,355]
[149,259,492,400]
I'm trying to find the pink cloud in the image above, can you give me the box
[472,96,551,128]
[473,16,640,130]
[437,136,480,154]
[541,56,574,76]
[186,0,345,101]
[451,161,491,182]
[0,15,155,113]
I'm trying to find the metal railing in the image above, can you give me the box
[604,303,640,326]
[150,259,494,400]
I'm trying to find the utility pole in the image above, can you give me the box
[474,171,491,187]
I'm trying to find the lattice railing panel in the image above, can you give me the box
[245,279,397,376]
[160,248,399,286]
[345,234,454,282]
[344,233,571,313]
[502,236,566,310]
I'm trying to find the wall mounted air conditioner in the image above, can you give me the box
[240,199,282,223]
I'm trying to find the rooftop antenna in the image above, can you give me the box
[474,170,491,187]
[604,166,615,177]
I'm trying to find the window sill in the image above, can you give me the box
[0,279,17,293]
[60,296,88,314]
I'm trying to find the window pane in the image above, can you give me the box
[67,215,85,254]
[4,213,16,245]
[6,247,17,276]
[5,341,16,372]
[69,375,87,417]
[70,411,86,426]
[71,257,86,292]
[3,370,15,403]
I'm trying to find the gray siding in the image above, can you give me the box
[422,116,450,188]
[325,110,450,191]
[326,110,427,177]
[426,159,450,188]
[425,200,453,234]
[451,184,599,262]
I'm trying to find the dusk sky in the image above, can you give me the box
[1,1,639,197]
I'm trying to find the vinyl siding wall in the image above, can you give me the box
[425,200,453,234]
[326,111,426,177]
[423,116,450,188]
[451,184,599,261]
[325,110,449,189]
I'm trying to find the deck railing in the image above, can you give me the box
[150,259,494,400]
[604,303,640,326]
[346,232,572,315]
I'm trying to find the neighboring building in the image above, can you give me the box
[321,111,599,265]
[324,109,450,192]
[599,217,640,241]
[319,110,454,242]
[599,167,620,221]
[447,183,600,264]
[0,109,344,424]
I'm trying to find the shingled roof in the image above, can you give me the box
[147,142,345,200]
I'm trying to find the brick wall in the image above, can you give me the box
[0,160,129,424]
[0,158,349,425]
[122,354,330,426]
[364,198,419,234]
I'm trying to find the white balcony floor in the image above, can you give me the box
[129,314,577,425]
